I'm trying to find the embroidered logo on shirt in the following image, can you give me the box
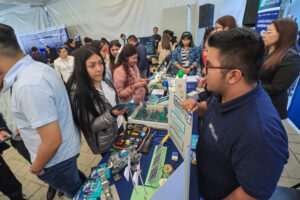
[209,123,218,142]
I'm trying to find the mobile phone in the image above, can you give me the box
[0,133,15,144]
[113,102,133,110]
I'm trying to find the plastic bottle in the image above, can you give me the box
[175,69,187,100]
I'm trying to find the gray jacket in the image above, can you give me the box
[70,79,120,154]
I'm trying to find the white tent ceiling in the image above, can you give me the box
[0,0,51,6]
[0,0,56,15]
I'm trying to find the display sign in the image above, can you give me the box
[169,94,192,159]
[255,0,282,35]
[138,36,156,57]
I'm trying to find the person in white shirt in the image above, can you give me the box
[0,23,84,198]
[54,47,74,83]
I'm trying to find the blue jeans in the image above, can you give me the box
[38,154,83,198]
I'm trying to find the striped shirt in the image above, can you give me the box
[181,48,190,68]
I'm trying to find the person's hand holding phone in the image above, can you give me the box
[140,78,149,83]
[112,107,128,116]
[133,81,148,89]
[0,130,10,141]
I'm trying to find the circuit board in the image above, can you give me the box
[144,145,167,187]
[134,107,168,123]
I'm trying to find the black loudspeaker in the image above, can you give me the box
[199,4,215,28]
[242,0,260,27]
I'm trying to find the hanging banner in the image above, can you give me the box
[255,0,282,35]
[18,25,69,55]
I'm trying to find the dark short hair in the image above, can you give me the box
[64,42,69,46]
[179,31,194,47]
[31,47,38,52]
[0,23,22,57]
[208,28,264,84]
[67,39,74,45]
[75,41,82,48]
[120,34,126,38]
[45,45,50,49]
[203,26,215,45]
[153,27,158,30]
[168,30,174,37]
[100,37,109,44]
[57,47,65,53]
[84,37,92,43]
[128,35,138,42]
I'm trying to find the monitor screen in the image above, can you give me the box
[138,36,156,57]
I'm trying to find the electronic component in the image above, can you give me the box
[141,133,154,154]
[113,124,151,151]
[148,165,159,183]
[133,107,168,123]
[162,164,173,174]
[156,143,163,154]
[152,152,161,167]
[171,152,179,162]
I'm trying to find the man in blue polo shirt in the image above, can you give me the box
[0,24,84,198]
[181,28,289,199]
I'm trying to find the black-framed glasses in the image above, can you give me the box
[204,64,244,76]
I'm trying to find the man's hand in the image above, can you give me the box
[223,186,256,200]
[181,98,200,112]
[30,120,62,173]
[30,168,46,176]
[0,130,10,140]
[197,77,207,88]
[181,98,208,117]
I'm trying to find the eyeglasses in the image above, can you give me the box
[204,63,244,76]
[214,26,223,31]
[263,29,273,35]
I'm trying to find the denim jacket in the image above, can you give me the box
[171,45,200,75]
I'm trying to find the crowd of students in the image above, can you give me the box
[0,14,300,200]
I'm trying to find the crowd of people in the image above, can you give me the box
[0,14,300,200]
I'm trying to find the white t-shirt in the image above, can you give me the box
[100,81,123,128]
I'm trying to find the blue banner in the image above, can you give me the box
[18,25,69,55]
[255,0,282,35]
[258,0,281,11]
[288,79,300,131]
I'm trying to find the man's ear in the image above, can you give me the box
[227,69,243,84]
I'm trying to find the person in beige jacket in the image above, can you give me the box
[157,30,176,64]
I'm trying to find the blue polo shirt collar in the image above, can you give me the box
[214,81,262,113]
[3,56,32,93]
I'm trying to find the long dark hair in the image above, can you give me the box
[91,40,105,55]
[66,46,107,135]
[115,44,138,85]
[178,31,194,47]
[109,40,121,74]
[162,30,171,50]
[263,19,299,69]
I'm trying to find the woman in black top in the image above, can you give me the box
[260,19,300,119]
